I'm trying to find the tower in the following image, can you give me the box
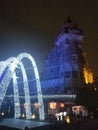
[41,17,93,95]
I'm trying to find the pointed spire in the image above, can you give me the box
[60,17,83,35]
[66,16,72,23]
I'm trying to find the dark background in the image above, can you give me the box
[0,0,98,77]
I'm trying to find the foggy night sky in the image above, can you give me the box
[0,0,98,77]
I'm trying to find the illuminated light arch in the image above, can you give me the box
[16,57,32,119]
[6,57,32,119]
[0,53,45,120]
[6,57,21,119]
[0,57,21,118]
[0,61,7,76]
[17,53,45,120]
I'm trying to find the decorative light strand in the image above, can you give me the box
[0,53,45,120]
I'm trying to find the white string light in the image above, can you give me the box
[0,53,45,120]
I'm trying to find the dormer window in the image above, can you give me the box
[72,54,77,61]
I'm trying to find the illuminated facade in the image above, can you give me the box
[39,18,93,115]
[41,17,93,96]
[0,18,94,117]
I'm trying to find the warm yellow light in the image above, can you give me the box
[65,115,70,124]
[32,114,35,119]
[83,67,93,84]
[60,103,64,108]
[49,102,57,110]
[94,87,97,91]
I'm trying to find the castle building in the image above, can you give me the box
[40,18,93,115]
[41,18,93,96]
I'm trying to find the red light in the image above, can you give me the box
[60,103,64,108]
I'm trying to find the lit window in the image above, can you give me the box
[49,102,57,110]
[60,103,64,108]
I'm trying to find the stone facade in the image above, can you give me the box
[40,18,93,95]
